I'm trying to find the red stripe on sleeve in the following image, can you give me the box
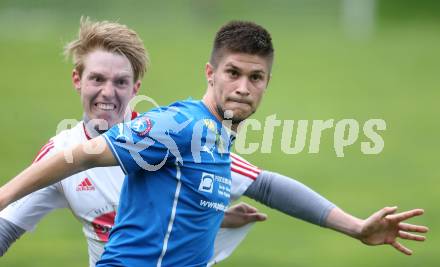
[34,141,54,157]
[231,154,261,172]
[33,140,54,162]
[231,159,261,175]
[231,166,258,180]
[33,144,55,163]
[230,153,260,168]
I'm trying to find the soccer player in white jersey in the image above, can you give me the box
[0,18,429,265]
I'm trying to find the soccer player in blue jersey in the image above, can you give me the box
[0,21,428,266]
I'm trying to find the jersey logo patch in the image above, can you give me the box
[198,172,214,194]
[130,116,153,136]
[76,177,95,191]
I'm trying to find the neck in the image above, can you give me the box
[82,114,99,138]
[202,90,222,122]
[202,89,239,132]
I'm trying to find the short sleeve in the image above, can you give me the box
[0,139,70,231]
[230,153,262,201]
[0,185,68,231]
[103,108,193,174]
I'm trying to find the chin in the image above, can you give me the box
[90,115,114,128]
[235,108,253,118]
[230,113,252,124]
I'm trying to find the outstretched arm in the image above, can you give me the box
[243,170,428,254]
[244,170,335,227]
[0,136,116,210]
[326,206,428,255]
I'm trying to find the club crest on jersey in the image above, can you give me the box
[130,116,153,136]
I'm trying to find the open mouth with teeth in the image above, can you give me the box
[95,103,117,111]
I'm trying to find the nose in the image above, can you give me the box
[235,77,250,96]
[101,81,116,99]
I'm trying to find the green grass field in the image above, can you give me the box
[0,1,438,266]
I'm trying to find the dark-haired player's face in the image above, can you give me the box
[72,50,140,130]
[207,53,270,123]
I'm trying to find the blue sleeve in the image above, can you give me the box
[103,108,194,174]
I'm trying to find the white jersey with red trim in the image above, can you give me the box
[0,119,261,266]
[229,153,261,201]
[0,121,124,266]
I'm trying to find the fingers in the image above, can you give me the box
[399,222,429,233]
[224,202,267,227]
[398,230,426,241]
[373,206,398,220]
[231,202,259,213]
[386,209,424,223]
[228,203,252,213]
[391,241,413,255]
[240,202,259,213]
[246,212,268,222]
[221,209,267,228]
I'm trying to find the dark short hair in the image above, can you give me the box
[210,21,274,68]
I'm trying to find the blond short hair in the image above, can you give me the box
[64,17,149,81]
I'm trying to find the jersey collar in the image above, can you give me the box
[82,111,140,140]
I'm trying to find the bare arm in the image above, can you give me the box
[325,206,429,255]
[0,136,116,210]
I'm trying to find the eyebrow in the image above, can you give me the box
[114,75,132,80]
[87,72,132,79]
[224,63,266,75]
[88,72,104,77]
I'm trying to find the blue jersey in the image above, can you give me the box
[97,100,234,267]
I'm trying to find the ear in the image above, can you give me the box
[133,80,141,96]
[205,62,214,86]
[72,69,81,93]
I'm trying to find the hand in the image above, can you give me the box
[358,206,429,255]
[221,202,267,228]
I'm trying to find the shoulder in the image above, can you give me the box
[33,121,84,163]
[136,100,200,135]
[147,100,200,120]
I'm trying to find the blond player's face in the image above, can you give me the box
[206,53,270,123]
[72,49,140,129]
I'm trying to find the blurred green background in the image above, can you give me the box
[0,0,438,266]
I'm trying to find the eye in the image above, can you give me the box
[227,69,239,78]
[89,75,104,83]
[115,79,128,86]
[250,74,263,82]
